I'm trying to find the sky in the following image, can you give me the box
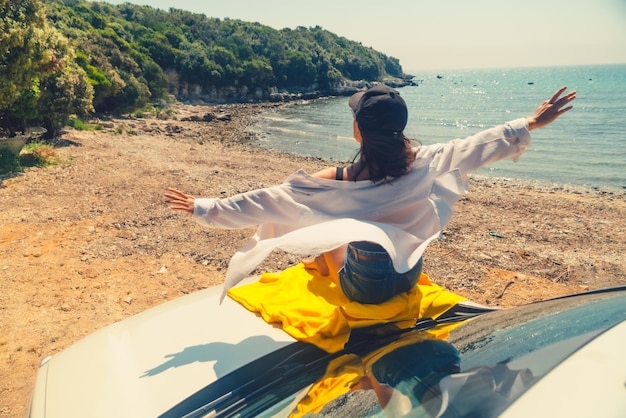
[104,0,626,71]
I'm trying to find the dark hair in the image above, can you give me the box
[352,128,417,183]
[371,339,461,403]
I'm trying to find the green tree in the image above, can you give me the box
[283,50,316,87]
[1,0,94,137]
[240,59,274,88]
[37,58,94,139]
[0,0,59,134]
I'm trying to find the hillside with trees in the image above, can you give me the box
[1,0,412,139]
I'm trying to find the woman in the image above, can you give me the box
[165,85,576,303]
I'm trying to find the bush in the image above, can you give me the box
[0,150,21,174]
[22,142,59,167]
[0,142,63,174]
[68,117,102,131]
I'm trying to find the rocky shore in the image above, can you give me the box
[1,101,625,417]
[172,73,416,104]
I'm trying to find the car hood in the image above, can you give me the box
[28,280,295,418]
[29,284,626,418]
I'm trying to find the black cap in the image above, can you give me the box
[349,85,408,134]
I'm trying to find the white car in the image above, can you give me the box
[27,280,626,417]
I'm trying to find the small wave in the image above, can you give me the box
[262,126,319,137]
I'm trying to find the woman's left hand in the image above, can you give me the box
[527,86,576,131]
[164,188,195,215]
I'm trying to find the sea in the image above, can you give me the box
[248,64,625,193]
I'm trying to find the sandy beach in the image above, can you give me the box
[1,101,625,416]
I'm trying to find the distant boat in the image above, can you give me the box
[436,75,443,79]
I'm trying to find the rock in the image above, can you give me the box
[215,113,231,121]
[180,115,203,122]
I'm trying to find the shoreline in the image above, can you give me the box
[465,174,626,198]
[1,101,625,417]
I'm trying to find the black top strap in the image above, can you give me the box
[335,167,344,180]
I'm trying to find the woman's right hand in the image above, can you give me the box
[164,188,195,215]
[527,86,576,131]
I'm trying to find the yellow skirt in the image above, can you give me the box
[228,263,467,353]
